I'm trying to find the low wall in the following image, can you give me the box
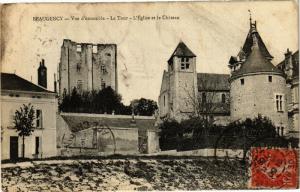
[57,113,160,156]
[153,148,244,158]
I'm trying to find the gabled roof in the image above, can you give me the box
[168,41,196,63]
[232,38,283,78]
[1,73,53,93]
[197,73,230,91]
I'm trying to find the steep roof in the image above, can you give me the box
[242,23,273,60]
[231,34,283,78]
[1,73,53,93]
[197,73,230,91]
[168,41,196,63]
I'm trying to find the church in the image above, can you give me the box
[158,18,299,139]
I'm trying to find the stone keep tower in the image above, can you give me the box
[167,41,197,121]
[38,59,47,89]
[229,20,288,135]
[58,39,117,96]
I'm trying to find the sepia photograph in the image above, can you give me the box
[0,1,299,191]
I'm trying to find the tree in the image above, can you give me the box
[131,98,158,116]
[214,114,287,162]
[13,103,35,158]
[159,119,182,150]
[183,77,229,142]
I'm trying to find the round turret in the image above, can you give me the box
[229,31,288,134]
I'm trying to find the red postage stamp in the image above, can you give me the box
[250,148,298,189]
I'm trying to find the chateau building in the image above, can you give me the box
[158,18,298,138]
[158,42,230,124]
[58,39,118,96]
[1,66,57,160]
[277,49,299,138]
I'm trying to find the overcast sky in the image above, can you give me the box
[1,1,298,104]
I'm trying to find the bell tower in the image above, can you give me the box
[167,41,197,121]
[38,59,47,89]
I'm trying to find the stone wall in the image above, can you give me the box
[57,113,160,156]
[59,39,117,95]
[230,74,288,134]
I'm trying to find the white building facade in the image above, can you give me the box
[1,73,57,160]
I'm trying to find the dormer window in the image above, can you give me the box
[180,57,190,70]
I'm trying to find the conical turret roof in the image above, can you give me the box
[242,22,273,60]
[232,35,283,78]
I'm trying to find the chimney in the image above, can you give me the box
[38,59,47,89]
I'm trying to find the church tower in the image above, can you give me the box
[229,18,288,135]
[167,41,197,121]
[38,59,47,89]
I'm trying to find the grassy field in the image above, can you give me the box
[2,157,249,191]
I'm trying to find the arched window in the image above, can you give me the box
[221,94,226,103]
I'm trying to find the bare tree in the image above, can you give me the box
[181,76,230,137]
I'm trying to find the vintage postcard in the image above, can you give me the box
[0,1,299,191]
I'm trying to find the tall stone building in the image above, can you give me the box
[58,39,117,96]
[228,19,288,136]
[158,42,230,124]
[277,49,299,138]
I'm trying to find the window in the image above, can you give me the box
[76,63,81,72]
[101,80,106,89]
[221,94,226,103]
[101,65,107,74]
[276,94,284,112]
[202,92,206,103]
[36,110,42,128]
[77,80,83,92]
[76,44,82,52]
[180,57,190,70]
[268,76,272,82]
[92,45,98,53]
[240,78,244,85]
[277,126,284,136]
[35,137,40,155]
[163,95,166,107]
